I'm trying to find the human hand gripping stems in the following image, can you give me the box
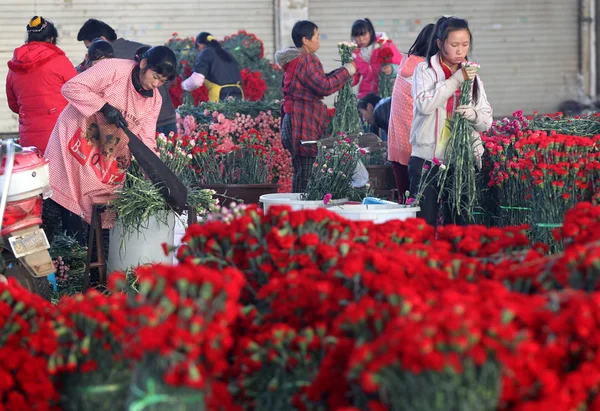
[455,62,480,122]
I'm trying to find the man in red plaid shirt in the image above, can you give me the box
[275,20,356,192]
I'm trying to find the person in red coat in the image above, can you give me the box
[5,16,77,153]
[275,20,356,192]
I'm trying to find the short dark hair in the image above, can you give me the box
[292,20,318,48]
[358,93,381,110]
[26,16,58,44]
[351,18,376,46]
[139,46,178,81]
[77,19,117,42]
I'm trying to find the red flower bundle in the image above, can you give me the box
[192,85,209,105]
[241,69,267,101]
[376,43,395,97]
[498,290,600,410]
[482,110,600,237]
[222,30,265,67]
[229,323,326,409]
[187,129,272,185]
[52,291,129,373]
[176,202,600,409]
[376,46,394,65]
[169,77,209,108]
[52,291,131,410]
[168,77,184,108]
[0,281,58,410]
[109,262,245,408]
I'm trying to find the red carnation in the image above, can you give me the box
[241,69,267,101]
[377,47,394,64]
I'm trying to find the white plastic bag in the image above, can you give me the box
[352,160,369,188]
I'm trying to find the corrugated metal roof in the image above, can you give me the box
[0,0,275,132]
[309,0,580,117]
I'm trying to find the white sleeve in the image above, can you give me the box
[412,63,461,115]
[181,72,205,92]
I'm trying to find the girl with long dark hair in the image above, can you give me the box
[350,18,402,99]
[387,23,435,202]
[408,16,493,226]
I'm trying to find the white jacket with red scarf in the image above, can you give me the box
[410,55,492,163]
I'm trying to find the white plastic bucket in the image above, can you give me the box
[327,204,420,224]
[108,211,177,272]
[172,212,188,265]
[259,193,347,214]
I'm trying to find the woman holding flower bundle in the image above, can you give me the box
[350,18,402,99]
[182,32,243,102]
[275,20,356,192]
[43,46,177,243]
[409,16,492,227]
[387,23,435,202]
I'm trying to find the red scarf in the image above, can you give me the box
[439,55,462,116]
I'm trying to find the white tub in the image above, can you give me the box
[327,204,420,224]
[259,193,347,214]
[108,211,177,272]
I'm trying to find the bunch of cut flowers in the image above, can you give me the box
[222,30,283,101]
[406,156,447,207]
[302,135,366,202]
[330,42,362,137]
[342,281,536,411]
[176,99,292,191]
[108,262,246,410]
[0,281,58,410]
[376,39,396,98]
[49,231,88,299]
[516,132,596,250]
[190,129,272,185]
[437,61,482,224]
[108,133,217,241]
[240,68,268,101]
[229,323,327,410]
[52,291,131,411]
[222,30,265,69]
